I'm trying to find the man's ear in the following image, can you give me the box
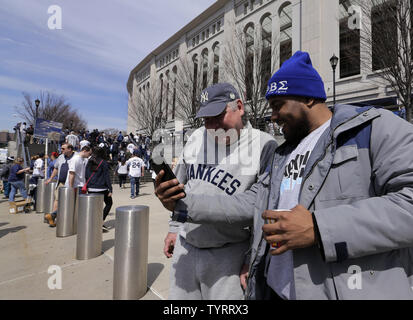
[238,99,245,116]
[306,99,316,108]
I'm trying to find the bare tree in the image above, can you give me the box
[15,91,87,131]
[221,24,279,128]
[174,56,208,129]
[129,81,163,137]
[351,0,413,121]
[102,128,122,137]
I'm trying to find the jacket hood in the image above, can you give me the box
[330,104,376,131]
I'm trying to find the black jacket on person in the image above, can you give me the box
[85,159,112,193]
[0,163,12,181]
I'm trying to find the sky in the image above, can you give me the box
[0,0,216,132]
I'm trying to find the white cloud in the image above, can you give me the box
[0,0,216,130]
[0,75,104,101]
[2,59,124,94]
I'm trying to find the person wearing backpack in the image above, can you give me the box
[85,147,113,233]
[117,131,124,144]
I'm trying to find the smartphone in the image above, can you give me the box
[150,156,186,197]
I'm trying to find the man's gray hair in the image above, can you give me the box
[228,100,238,111]
[227,100,249,126]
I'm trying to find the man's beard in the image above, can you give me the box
[281,110,311,146]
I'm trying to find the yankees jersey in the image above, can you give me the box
[126,157,145,177]
[170,123,275,248]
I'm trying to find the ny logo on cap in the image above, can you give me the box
[201,91,209,103]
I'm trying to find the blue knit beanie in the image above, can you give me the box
[265,51,326,101]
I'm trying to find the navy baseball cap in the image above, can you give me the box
[195,83,240,119]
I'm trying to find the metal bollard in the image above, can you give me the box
[36,179,46,213]
[56,187,76,237]
[44,182,57,214]
[76,194,104,260]
[24,173,32,192]
[73,190,79,234]
[113,206,149,300]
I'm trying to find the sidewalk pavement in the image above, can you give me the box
[0,181,172,300]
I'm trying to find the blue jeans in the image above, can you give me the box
[9,180,28,202]
[3,181,10,197]
[130,177,140,196]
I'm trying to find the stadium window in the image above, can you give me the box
[279,3,292,66]
[261,14,272,96]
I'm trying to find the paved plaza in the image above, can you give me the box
[0,181,172,300]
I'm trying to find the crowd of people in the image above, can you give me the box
[56,129,152,168]
[1,127,153,233]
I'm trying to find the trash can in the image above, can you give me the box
[76,194,104,260]
[44,181,57,214]
[56,187,76,237]
[113,206,149,300]
[36,179,46,213]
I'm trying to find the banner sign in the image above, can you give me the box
[34,118,63,140]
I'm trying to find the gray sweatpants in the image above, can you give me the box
[169,235,249,300]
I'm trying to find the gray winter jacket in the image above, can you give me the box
[175,104,413,299]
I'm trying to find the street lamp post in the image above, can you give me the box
[330,54,339,106]
[35,99,40,124]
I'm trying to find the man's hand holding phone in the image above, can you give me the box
[155,170,186,212]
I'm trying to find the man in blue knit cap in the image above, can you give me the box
[156,51,413,299]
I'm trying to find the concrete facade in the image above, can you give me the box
[127,0,398,134]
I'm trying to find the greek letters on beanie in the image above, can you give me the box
[265,51,327,101]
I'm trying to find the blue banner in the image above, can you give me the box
[34,118,63,140]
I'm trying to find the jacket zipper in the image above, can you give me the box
[296,112,372,300]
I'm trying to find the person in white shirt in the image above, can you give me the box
[126,150,145,199]
[116,158,128,189]
[79,139,90,150]
[33,153,45,178]
[30,153,45,205]
[67,146,92,190]
[20,122,27,143]
[44,143,75,227]
[150,170,156,188]
[127,143,135,155]
[66,131,80,151]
